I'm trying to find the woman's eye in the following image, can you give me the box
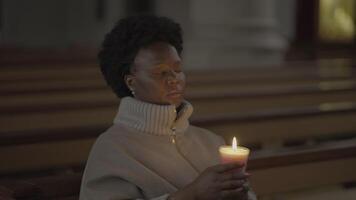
[151,71,167,78]
[152,68,183,78]
[161,71,169,76]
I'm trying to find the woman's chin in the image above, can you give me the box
[166,96,184,107]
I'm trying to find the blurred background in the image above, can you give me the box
[0,0,356,200]
[1,0,355,66]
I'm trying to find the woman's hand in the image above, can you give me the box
[168,163,250,200]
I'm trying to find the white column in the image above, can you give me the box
[183,0,288,69]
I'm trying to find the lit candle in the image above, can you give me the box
[219,137,250,171]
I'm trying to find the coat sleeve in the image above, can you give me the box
[79,174,170,200]
[79,133,173,200]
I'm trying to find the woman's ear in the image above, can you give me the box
[124,74,135,91]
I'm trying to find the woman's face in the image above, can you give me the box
[125,42,186,107]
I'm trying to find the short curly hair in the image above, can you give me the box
[98,15,183,98]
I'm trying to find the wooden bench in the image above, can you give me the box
[193,101,356,147]
[1,57,355,187]
[1,70,356,93]
[1,58,356,116]
[0,47,96,67]
[1,66,355,93]
[249,138,356,197]
[2,60,356,119]
[1,102,355,175]
[1,59,355,89]
[1,79,356,117]
[0,173,82,200]
[1,139,355,199]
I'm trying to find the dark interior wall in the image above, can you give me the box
[1,0,125,48]
[125,0,155,16]
[2,0,69,47]
[294,0,318,45]
[0,0,3,31]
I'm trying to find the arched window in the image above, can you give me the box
[319,0,355,43]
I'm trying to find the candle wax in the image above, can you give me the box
[219,145,250,172]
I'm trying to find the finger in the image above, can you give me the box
[218,172,250,182]
[233,172,250,180]
[220,187,248,199]
[212,163,244,173]
[242,181,251,191]
[242,183,250,192]
[219,180,245,190]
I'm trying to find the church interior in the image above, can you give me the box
[0,0,356,199]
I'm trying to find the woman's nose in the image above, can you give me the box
[166,70,180,84]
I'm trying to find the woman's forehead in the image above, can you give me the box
[134,43,181,69]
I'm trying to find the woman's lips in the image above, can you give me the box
[167,91,183,98]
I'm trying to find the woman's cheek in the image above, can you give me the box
[179,73,186,88]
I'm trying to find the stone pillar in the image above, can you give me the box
[183,0,288,69]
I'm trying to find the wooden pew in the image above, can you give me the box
[1,102,356,144]
[1,58,355,115]
[1,80,356,116]
[249,139,356,197]
[1,139,355,199]
[1,75,353,94]
[1,59,355,89]
[1,102,355,175]
[1,60,356,118]
[194,101,356,147]
[1,67,355,95]
[0,47,96,67]
[0,173,82,200]
[189,80,356,115]
[1,58,355,183]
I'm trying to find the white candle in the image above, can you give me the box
[219,137,250,171]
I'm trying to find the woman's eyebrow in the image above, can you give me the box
[152,60,182,70]
[153,63,169,69]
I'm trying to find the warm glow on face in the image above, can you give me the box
[232,137,238,151]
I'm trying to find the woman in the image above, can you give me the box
[80,15,256,200]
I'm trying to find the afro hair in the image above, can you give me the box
[98,15,183,98]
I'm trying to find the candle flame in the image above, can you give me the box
[232,137,238,151]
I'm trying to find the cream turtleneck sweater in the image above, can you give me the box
[114,96,192,136]
[80,97,255,200]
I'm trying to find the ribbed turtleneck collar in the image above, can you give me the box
[113,97,193,136]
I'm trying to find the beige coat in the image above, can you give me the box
[80,97,256,200]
